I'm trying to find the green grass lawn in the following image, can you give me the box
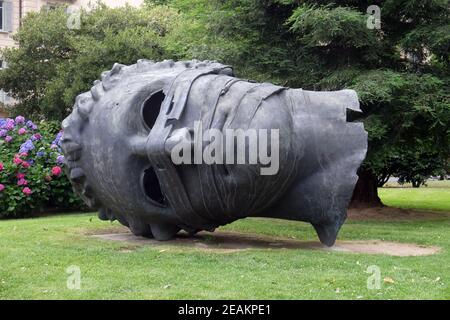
[0,187,449,299]
[380,180,450,212]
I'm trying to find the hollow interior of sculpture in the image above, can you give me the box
[143,167,167,207]
[142,90,165,129]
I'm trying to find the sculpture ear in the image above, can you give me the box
[256,89,367,247]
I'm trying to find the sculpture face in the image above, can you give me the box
[61,60,367,246]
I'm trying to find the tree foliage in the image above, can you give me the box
[1,0,449,201]
[0,3,179,120]
[160,0,450,189]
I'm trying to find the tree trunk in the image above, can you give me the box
[411,180,421,188]
[377,173,390,187]
[350,168,383,208]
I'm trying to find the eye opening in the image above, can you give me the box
[141,166,168,208]
[141,90,166,130]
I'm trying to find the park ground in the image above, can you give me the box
[0,182,449,299]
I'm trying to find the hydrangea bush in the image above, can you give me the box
[0,116,85,217]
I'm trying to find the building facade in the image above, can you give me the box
[0,0,143,114]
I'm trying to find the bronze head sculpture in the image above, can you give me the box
[61,60,367,246]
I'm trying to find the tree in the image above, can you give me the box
[0,3,179,120]
[160,0,450,206]
[2,0,449,207]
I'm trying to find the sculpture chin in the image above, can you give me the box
[61,59,367,246]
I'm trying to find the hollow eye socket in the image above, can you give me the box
[142,167,168,207]
[141,90,166,130]
[141,90,168,207]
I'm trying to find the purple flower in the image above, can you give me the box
[49,131,64,152]
[18,128,27,135]
[15,116,25,125]
[0,118,15,131]
[56,155,65,164]
[30,133,41,142]
[36,151,45,157]
[52,131,63,146]
[5,136,12,143]
[26,120,35,129]
[0,129,7,137]
[19,140,35,154]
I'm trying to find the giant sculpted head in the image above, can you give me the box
[61,60,367,246]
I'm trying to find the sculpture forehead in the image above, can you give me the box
[99,60,232,92]
[86,60,234,113]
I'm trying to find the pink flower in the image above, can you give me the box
[33,133,42,140]
[51,166,62,176]
[19,152,28,158]
[18,128,27,135]
[44,175,52,182]
[22,162,30,169]
[0,162,3,171]
[17,178,28,186]
[22,187,32,196]
[5,136,12,143]
[17,173,25,179]
[0,184,5,192]
[13,157,23,165]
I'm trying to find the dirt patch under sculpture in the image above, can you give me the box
[92,230,440,256]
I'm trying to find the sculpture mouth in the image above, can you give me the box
[142,166,168,207]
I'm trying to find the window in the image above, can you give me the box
[0,1,3,31]
[0,1,12,32]
[0,59,8,70]
[0,59,12,105]
[0,88,11,105]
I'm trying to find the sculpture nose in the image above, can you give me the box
[128,127,193,160]
[164,127,193,157]
[128,135,148,157]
